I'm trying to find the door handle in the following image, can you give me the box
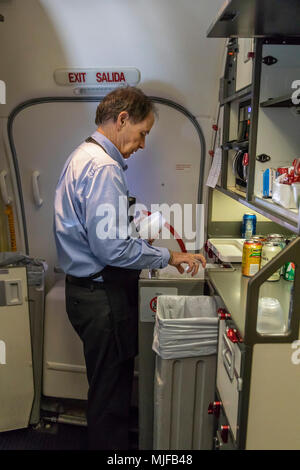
[32,171,43,207]
[222,332,235,381]
[0,170,12,205]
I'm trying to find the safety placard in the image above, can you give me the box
[175,163,192,173]
[139,286,178,322]
[54,67,140,88]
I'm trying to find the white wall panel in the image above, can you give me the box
[0,0,225,116]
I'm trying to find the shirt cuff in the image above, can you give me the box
[159,247,171,268]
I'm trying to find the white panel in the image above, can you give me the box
[0,267,34,432]
[247,344,300,450]
[236,39,253,92]
[43,279,88,399]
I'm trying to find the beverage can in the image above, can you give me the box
[266,235,286,275]
[251,235,267,243]
[283,262,295,281]
[283,235,297,281]
[260,242,282,281]
[267,234,284,240]
[285,235,297,244]
[266,234,285,249]
[242,240,262,277]
[242,213,257,239]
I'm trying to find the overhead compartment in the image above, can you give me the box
[207,0,300,38]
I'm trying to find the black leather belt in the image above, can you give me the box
[66,274,105,290]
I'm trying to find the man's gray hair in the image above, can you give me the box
[95,86,157,125]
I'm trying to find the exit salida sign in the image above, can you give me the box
[54,67,140,88]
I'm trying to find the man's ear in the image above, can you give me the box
[117,111,129,130]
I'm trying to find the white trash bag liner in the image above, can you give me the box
[152,295,218,359]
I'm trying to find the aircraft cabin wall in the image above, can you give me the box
[0,0,225,279]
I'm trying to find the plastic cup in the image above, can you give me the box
[138,212,166,240]
[292,182,300,208]
[257,297,285,334]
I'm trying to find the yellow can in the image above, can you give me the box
[242,240,262,277]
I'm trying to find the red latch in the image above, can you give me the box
[220,425,230,443]
[226,327,243,343]
[217,308,231,320]
[208,401,222,418]
[212,124,218,131]
[209,150,214,157]
[248,52,255,60]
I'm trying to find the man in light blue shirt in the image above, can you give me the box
[54,87,205,450]
[54,126,171,278]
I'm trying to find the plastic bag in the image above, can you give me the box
[152,295,218,359]
[0,252,47,286]
[272,180,297,209]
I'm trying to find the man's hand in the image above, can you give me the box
[168,250,206,276]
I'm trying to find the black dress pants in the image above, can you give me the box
[65,278,136,450]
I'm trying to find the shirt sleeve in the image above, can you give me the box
[83,164,170,270]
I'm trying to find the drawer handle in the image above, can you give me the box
[218,308,231,320]
[222,332,235,381]
[226,327,243,343]
[207,401,222,418]
[221,425,230,444]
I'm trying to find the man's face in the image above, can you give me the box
[117,111,155,159]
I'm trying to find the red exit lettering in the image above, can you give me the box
[68,72,86,83]
[96,72,126,83]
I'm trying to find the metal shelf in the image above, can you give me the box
[214,186,299,234]
[208,265,294,341]
[252,197,299,233]
[207,0,300,38]
[221,86,252,106]
[254,196,298,223]
[215,185,246,202]
[260,94,297,108]
[223,140,248,151]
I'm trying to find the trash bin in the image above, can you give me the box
[152,295,218,450]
